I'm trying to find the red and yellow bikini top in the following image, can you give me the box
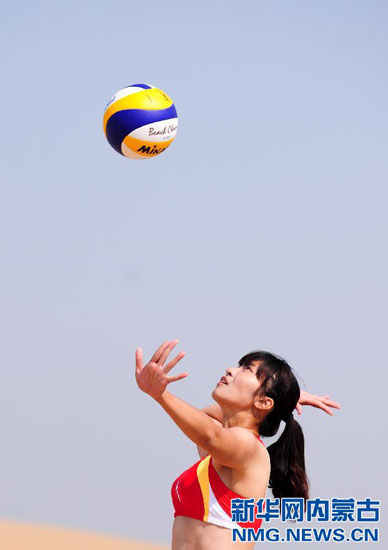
[171,434,265,531]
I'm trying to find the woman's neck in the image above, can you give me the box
[221,409,259,434]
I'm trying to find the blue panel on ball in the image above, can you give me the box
[129,83,152,89]
[106,104,178,154]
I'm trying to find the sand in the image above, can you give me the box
[0,520,170,550]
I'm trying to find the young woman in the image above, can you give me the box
[135,340,340,550]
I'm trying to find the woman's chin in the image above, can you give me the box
[211,386,224,402]
[211,388,219,400]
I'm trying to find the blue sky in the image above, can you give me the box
[0,0,387,545]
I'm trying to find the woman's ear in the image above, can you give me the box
[253,394,274,414]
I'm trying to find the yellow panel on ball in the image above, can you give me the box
[122,135,175,159]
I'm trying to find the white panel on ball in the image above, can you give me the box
[121,142,147,159]
[129,118,179,142]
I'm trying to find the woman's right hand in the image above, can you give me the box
[135,340,187,399]
[296,390,341,416]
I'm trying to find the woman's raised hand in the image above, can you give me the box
[296,390,341,416]
[135,340,188,399]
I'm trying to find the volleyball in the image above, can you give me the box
[103,84,178,159]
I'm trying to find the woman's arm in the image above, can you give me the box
[135,341,260,469]
[198,403,223,457]
[198,409,222,458]
[201,402,223,422]
[197,392,341,456]
[154,390,260,467]
[200,391,341,421]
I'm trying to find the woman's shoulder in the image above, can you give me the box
[222,427,269,464]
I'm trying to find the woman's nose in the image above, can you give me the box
[226,367,235,377]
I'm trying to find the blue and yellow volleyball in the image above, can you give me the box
[103,84,178,159]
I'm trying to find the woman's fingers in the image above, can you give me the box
[167,372,189,384]
[150,340,171,363]
[164,351,186,374]
[296,391,341,417]
[320,397,341,409]
[137,339,183,369]
[135,347,143,376]
[313,398,338,415]
[317,402,333,415]
[158,339,178,366]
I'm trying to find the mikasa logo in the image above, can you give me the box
[137,144,167,155]
[148,124,178,136]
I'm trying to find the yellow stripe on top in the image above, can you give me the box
[103,88,173,134]
[197,456,211,522]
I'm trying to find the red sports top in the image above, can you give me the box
[171,434,265,532]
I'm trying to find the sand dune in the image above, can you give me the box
[0,520,170,550]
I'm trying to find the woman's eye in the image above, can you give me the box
[243,365,252,371]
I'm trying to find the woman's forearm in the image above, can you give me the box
[154,391,222,448]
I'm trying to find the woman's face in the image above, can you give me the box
[212,361,263,411]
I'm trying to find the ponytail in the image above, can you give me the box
[267,415,309,501]
[238,350,310,503]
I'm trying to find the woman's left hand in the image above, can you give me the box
[296,390,341,416]
[135,340,188,399]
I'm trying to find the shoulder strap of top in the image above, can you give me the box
[254,434,266,446]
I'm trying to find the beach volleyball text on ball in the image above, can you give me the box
[103,84,178,159]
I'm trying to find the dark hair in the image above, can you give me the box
[239,351,309,502]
